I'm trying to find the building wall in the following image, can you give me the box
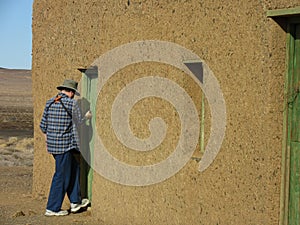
[32,0,299,224]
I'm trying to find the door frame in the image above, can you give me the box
[267,7,300,225]
[281,19,300,225]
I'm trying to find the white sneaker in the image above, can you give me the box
[70,198,90,213]
[45,209,68,216]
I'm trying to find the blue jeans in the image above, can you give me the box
[46,150,81,212]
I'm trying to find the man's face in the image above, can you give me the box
[64,89,75,98]
[68,90,75,99]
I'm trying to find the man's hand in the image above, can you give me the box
[85,110,92,119]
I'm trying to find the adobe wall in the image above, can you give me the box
[32,0,299,224]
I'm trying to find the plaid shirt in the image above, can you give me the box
[40,93,83,154]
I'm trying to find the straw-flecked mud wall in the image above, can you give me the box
[32,0,299,224]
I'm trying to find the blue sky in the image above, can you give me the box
[0,0,33,69]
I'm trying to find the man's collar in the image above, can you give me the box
[58,92,68,98]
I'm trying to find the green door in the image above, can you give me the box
[287,23,300,225]
[78,66,98,201]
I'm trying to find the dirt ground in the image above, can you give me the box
[0,166,105,225]
[0,68,104,225]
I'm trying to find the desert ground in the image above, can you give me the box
[0,68,103,225]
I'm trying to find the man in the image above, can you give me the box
[40,79,92,216]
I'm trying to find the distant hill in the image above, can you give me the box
[0,68,32,130]
[0,67,31,75]
[0,68,31,97]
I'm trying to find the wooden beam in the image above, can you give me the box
[267,6,300,17]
